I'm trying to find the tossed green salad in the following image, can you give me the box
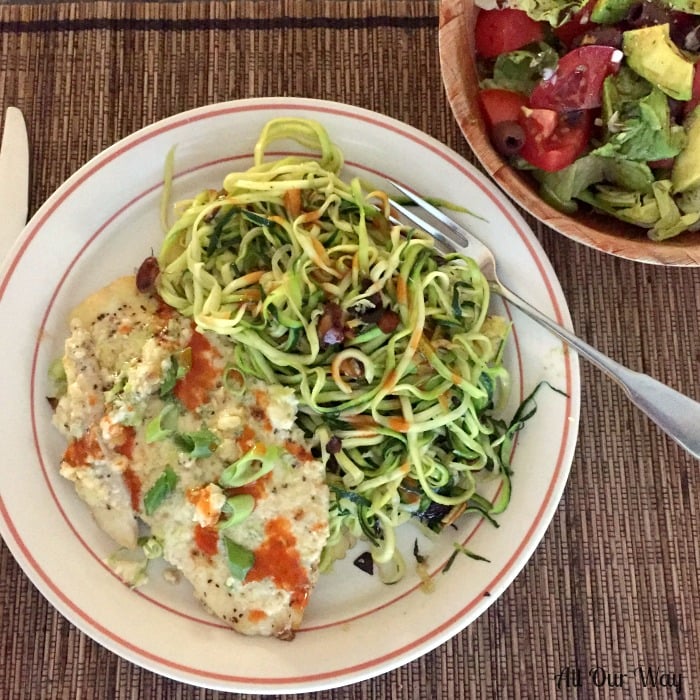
[474,0,700,240]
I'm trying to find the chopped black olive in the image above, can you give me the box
[353,552,374,575]
[326,436,342,454]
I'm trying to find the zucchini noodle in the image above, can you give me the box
[157,117,518,582]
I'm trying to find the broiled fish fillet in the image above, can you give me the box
[52,275,329,638]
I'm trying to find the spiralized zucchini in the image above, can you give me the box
[157,118,516,582]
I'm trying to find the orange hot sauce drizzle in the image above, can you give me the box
[174,329,221,411]
[112,426,140,509]
[62,428,103,467]
[114,425,136,459]
[194,524,220,556]
[247,609,268,623]
[251,389,272,431]
[246,517,310,610]
[284,440,313,463]
[122,467,142,511]
[155,297,175,323]
[236,425,257,453]
[226,471,271,502]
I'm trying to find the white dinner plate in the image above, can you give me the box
[0,97,580,693]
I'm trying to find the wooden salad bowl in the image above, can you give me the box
[438,0,700,266]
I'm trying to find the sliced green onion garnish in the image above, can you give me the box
[145,403,178,443]
[141,536,164,560]
[144,466,178,516]
[224,537,255,580]
[219,444,281,488]
[48,357,67,395]
[160,347,191,398]
[173,427,220,459]
[219,494,255,529]
[223,364,246,396]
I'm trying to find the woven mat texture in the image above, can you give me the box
[0,2,698,698]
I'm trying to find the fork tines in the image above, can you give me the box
[386,179,470,250]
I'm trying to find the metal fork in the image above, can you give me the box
[388,179,700,461]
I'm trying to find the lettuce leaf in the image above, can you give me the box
[536,157,698,239]
[535,154,654,209]
[508,0,588,26]
[578,179,700,240]
[481,44,559,94]
[594,69,686,162]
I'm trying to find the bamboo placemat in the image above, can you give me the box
[0,2,698,698]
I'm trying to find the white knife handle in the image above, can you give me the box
[0,107,29,264]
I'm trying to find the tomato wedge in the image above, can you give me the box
[518,108,592,172]
[475,9,544,59]
[530,45,623,112]
[479,89,528,130]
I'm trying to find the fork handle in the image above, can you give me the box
[495,283,700,460]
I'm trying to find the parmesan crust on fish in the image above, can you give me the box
[52,275,329,639]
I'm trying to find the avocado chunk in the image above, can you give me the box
[591,0,636,24]
[667,0,700,15]
[672,106,700,192]
[622,24,694,101]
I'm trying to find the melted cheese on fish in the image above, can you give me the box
[52,275,329,639]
